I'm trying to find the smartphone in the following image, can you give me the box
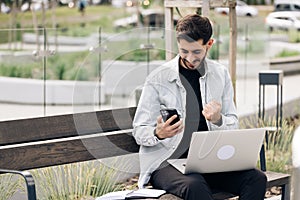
[160,108,180,125]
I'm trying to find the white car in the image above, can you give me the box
[21,0,49,12]
[274,0,300,12]
[1,3,10,14]
[214,0,258,17]
[113,9,178,29]
[265,11,300,32]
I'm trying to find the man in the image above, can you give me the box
[132,14,266,200]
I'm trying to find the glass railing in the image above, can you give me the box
[0,19,270,121]
[0,26,169,120]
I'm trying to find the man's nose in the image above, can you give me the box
[186,53,195,63]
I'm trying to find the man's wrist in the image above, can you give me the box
[213,115,223,126]
[154,129,163,140]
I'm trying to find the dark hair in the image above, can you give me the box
[176,14,213,45]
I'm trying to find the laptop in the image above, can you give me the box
[167,128,265,174]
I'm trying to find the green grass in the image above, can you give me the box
[0,51,98,80]
[0,63,35,78]
[0,5,126,29]
[275,49,300,58]
[0,5,130,40]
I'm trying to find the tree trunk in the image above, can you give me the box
[50,0,58,51]
[8,0,18,50]
[31,9,40,51]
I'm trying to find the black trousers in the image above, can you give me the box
[150,163,267,200]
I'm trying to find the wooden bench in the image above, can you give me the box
[0,107,290,200]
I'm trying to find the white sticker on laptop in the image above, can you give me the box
[217,145,235,160]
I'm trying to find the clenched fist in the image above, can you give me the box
[202,100,222,125]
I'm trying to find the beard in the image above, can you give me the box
[181,52,207,71]
[180,47,208,70]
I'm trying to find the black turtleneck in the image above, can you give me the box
[179,61,208,133]
[169,59,208,159]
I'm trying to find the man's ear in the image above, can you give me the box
[206,39,214,49]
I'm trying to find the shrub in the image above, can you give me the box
[240,114,300,173]
[0,64,34,78]
[30,160,124,200]
[288,29,300,43]
[0,173,20,200]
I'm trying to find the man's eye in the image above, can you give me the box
[181,50,188,54]
[193,50,202,54]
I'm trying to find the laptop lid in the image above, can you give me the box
[168,128,265,174]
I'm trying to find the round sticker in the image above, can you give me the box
[217,145,235,160]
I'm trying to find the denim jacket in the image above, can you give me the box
[132,55,239,188]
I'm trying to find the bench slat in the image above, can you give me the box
[265,171,290,188]
[212,192,237,200]
[0,131,139,170]
[0,107,136,145]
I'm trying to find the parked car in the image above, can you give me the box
[114,14,139,29]
[111,0,128,7]
[1,3,10,14]
[265,11,300,32]
[274,0,300,12]
[113,9,178,29]
[58,0,75,7]
[21,0,49,12]
[214,0,258,17]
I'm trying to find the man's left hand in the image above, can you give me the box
[202,100,222,124]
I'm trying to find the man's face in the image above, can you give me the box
[178,38,213,70]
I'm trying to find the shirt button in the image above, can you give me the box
[172,146,176,149]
